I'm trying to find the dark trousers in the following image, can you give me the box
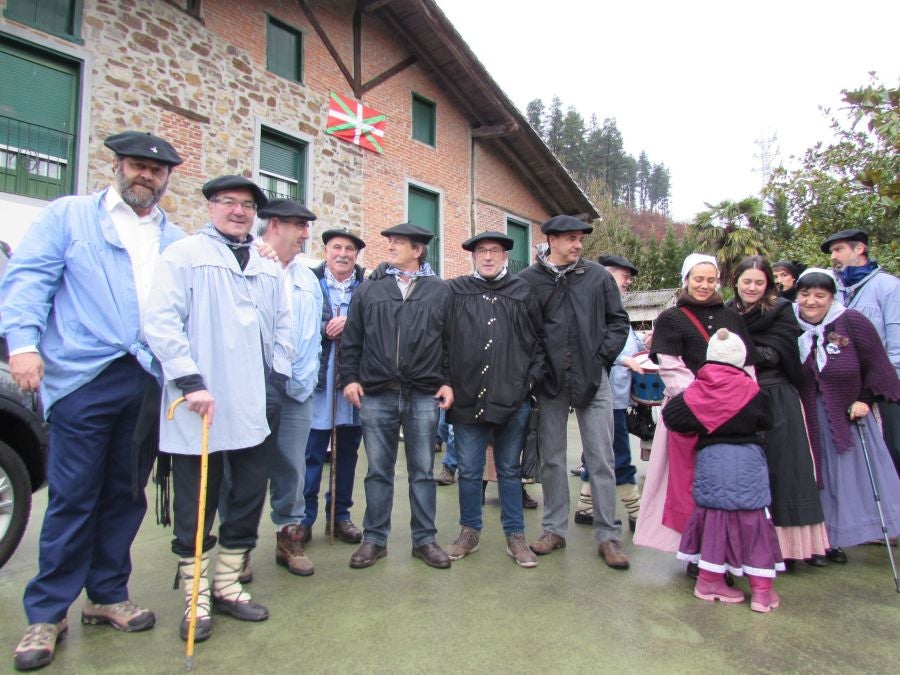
[879,400,900,477]
[613,408,637,485]
[23,357,151,624]
[170,443,269,558]
[302,425,362,527]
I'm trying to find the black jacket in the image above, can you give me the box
[519,257,630,407]
[339,272,452,394]
[312,262,366,391]
[445,273,546,426]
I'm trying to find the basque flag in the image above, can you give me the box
[325,91,387,154]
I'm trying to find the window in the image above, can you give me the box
[407,185,440,273]
[506,218,530,275]
[258,128,309,252]
[411,94,436,146]
[5,0,83,43]
[0,37,79,200]
[266,17,303,83]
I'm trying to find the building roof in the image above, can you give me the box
[623,288,679,322]
[366,0,598,220]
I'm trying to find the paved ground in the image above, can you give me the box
[1,421,899,674]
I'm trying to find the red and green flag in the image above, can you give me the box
[325,91,386,154]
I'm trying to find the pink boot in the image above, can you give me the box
[694,569,745,603]
[748,575,780,613]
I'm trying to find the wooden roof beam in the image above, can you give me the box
[298,0,358,96]
[471,121,519,138]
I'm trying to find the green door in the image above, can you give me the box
[407,185,439,273]
[507,218,529,275]
[0,40,78,200]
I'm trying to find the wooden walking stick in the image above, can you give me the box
[328,306,342,544]
[166,396,210,671]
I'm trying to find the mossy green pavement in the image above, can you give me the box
[1,421,898,674]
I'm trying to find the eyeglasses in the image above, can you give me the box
[211,198,258,211]
[474,246,504,256]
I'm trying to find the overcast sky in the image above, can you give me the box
[435,0,900,222]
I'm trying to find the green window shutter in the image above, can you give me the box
[0,38,78,200]
[267,18,302,83]
[506,219,530,275]
[411,94,436,146]
[5,0,82,42]
[259,131,306,203]
[408,185,439,273]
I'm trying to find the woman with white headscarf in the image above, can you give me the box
[794,269,900,562]
[634,254,759,556]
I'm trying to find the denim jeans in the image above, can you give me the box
[438,409,457,471]
[359,389,440,547]
[454,402,530,535]
[269,396,313,527]
[538,370,620,542]
[612,408,637,485]
[302,425,363,527]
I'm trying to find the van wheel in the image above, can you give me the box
[0,440,32,569]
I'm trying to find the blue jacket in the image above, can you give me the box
[837,266,899,376]
[0,190,184,413]
[284,258,323,404]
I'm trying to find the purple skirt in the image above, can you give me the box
[676,507,786,578]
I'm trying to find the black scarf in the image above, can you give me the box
[730,298,803,387]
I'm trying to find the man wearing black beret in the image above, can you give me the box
[518,215,632,569]
[822,228,900,473]
[1,130,184,670]
[443,231,546,567]
[340,223,454,569]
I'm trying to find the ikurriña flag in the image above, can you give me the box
[325,91,387,154]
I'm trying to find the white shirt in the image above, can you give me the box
[104,186,163,330]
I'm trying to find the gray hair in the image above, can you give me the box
[256,218,272,237]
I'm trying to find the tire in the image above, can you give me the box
[0,440,32,569]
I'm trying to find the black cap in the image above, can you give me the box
[257,198,317,221]
[202,175,268,208]
[540,215,593,235]
[772,260,799,279]
[322,227,366,250]
[104,131,183,166]
[462,231,514,252]
[598,254,638,276]
[381,223,433,244]
[820,228,868,254]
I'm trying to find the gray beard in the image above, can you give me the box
[116,170,166,211]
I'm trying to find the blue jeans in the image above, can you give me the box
[454,403,530,535]
[303,425,363,527]
[359,389,440,547]
[612,408,637,485]
[269,396,313,527]
[438,409,457,471]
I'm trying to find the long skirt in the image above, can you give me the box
[764,382,829,558]
[816,397,900,547]
[677,507,786,578]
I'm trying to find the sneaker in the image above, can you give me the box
[81,599,155,632]
[446,526,480,560]
[750,589,780,613]
[506,534,538,568]
[435,466,456,486]
[529,530,566,555]
[597,539,630,570]
[569,464,584,476]
[276,524,315,576]
[14,619,68,671]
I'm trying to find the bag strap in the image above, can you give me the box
[680,307,710,342]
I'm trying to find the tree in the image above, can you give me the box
[560,107,587,181]
[636,151,652,212]
[525,98,545,138]
[691,197,771,284]
[648,164,671,215]
[545,96,564,156]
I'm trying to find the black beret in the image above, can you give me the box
[771,260,799,279]
[257,198,317,221]
[597,254,638,276]
[381,222,433,244]
[540,215,593,235]
[322,227,366,250]
[820,228,868,254]
[202,175,268,208]
[104,131,183,166]
[461,231,514,252]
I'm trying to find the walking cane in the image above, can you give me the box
[853,414,900,593]
[328,306,342,545]
[166,396,211,669]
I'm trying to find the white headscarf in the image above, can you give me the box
[793,267,845,371]
[680,253,718,288]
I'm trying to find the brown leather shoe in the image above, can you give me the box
[412,542,451,569]
[530,531,566,555]
[326,520,363,544]
[349,542,387,568]
[598,539,630,570]
[435,466,456,485]
[276,525,315,576]
[521,486,538,509]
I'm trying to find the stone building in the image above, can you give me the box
[0,0,596,275]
